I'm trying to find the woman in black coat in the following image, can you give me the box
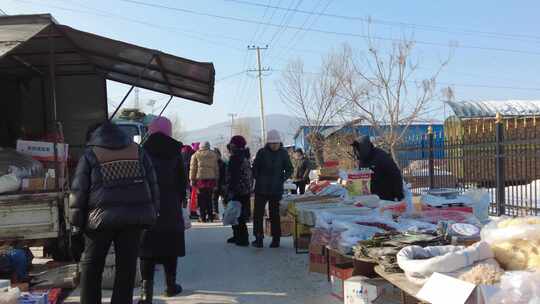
[139,117,187,303]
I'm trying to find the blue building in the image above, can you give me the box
[293,123,444,153]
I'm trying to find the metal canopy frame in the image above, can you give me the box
[0,14,215,105]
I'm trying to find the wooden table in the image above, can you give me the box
[374,266,425,304]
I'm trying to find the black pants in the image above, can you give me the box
[80,229,141,304]
[253,194,281,238]
[140,256,178,282]
[212,189,223,217]
[291,181,307,195]
[198,188,214,222]
[232,194,251,241]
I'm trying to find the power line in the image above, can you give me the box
[224,0,540,43]
[0,8,7,15]
[216,70,247,82]
[267,0,303,46]
[116,0,540,56]
[272,68,540,91]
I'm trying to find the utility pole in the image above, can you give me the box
[134,87,140,109]
[228,113,237,137]
[248,45,270,144]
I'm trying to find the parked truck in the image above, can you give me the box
[0,14,214,260]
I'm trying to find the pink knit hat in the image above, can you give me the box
[148,116,172,137]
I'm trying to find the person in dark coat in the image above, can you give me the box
[138,117,186,303]
[352,135,404,201]
[252,130,293,248]
[291,148,311,195]
[70,121,159,304]
[225,136,252,247]
[213,148,227,220]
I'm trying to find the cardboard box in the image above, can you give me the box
[264,216,293,237]
[344,276,395,304]
[353,259,377,278]
[328,248,353,267]
[308,243,327,274]
[294,235,311,250]
[330,263,355,300]
[417,272,501,304]
[16,140,68,162]
[21,177,55,192]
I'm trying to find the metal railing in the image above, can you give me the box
[396,115,540,216]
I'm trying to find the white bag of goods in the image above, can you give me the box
[317,183,347,197]
[396,218,438,233]
[0,288,20,304]
[481,216,540,271]
[314,208,374,229]
[491,271,540,304]
[222,201,242,226]
[397,241,494,284]
[0,173,20,194]
[183,208,191,230]
[296,202,343,226]
[461,189,490,224]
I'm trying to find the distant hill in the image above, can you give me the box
[183,114,300,147]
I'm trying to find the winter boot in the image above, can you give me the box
[227,226,238,244]
[270,237,280,248]
[251,237,263,248]
[138,280,153,304]
[165,275,183,297]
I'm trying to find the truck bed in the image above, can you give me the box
[0,192,62,244]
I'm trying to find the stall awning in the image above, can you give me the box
[0,14,215,105]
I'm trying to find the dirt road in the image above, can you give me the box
[65,222,339,304]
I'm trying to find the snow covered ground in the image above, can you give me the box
[64,222,339,304]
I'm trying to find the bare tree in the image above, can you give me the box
[277,55,348,167]
[334,40,450,162]
[170,114,185,142]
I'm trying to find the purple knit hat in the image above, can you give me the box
[148,116,172,137]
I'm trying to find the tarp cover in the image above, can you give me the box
[0,14,215,105]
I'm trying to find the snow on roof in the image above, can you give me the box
[447,100,540,118]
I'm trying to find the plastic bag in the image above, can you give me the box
[492,271,540,304]
[397,241,494,284]
[183,208,191,230]
[481,216,540,270]
[462,189,491,224]
[0,173,20,194]
[0,287,20,304]
[223,201,242,226]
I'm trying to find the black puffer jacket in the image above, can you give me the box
[353,136,404,201]
[69,122,159,231]
[140,132,186,258]
[253,145,293,197]
[226,148,252,200]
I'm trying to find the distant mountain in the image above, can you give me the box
[183,114,300,147]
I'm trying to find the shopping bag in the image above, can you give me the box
[223,200,242,226]
[183,208,192,230]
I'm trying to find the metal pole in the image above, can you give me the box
[109,85,135,120]
[428,126,435,189]
[158,96,174,117]
[228,113,237,137]
[495,113,506,216]
[255,47,267,144]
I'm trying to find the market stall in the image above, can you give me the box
[277,161,540,304]
[0,13,215,303]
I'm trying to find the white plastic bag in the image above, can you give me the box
[492,271,540,304]
[481,216,540,270]
[462,189,491,224]
[183,208,191,230]
[0,173,20,194]
[223,200,242,226]
[397,241,494,284]
[0,287,20,304]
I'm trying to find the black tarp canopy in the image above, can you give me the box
[0,14,215,105]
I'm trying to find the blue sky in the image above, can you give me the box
[3,0,540,130]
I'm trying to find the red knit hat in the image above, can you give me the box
[229,135,247,148]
